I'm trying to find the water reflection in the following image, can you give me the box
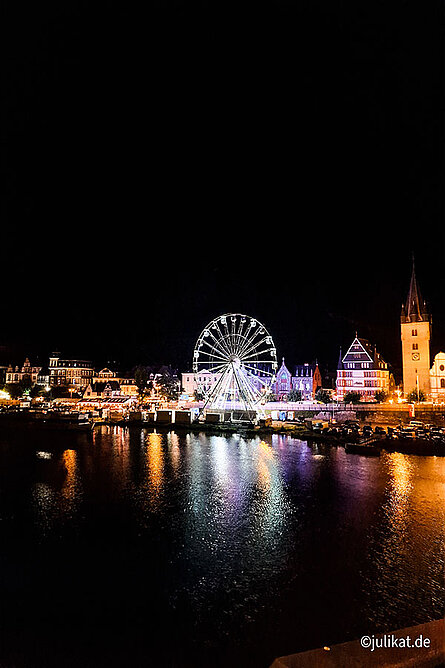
[146,432,164,498]
[174,433,296,630]
[257,440,272,489]
[385,452,414,532]
[363,451,445,629]
[133,431,165,517]
[32,448,83,534]
[90,425,132,496]
[12,427,444,667]
[167,431,181,472]
[32,482,57,536]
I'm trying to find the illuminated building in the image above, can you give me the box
[336,336,389,401]
[274,359,293,400]
[183,359,322,402]
[273,359,322,400]
[5,358,41,385]
[83,380,121,399]
[76,394,137,415]
[92,368,138,397]
[430,352,445,401]
[293,362,322,399]
[48,352,94,391]
[400,259,432,398]
[182,369,221,397]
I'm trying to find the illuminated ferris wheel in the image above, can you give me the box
[193,314,278,417]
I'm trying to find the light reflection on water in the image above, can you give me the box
[363,451,445,628]
[32,448,83,534]
[2,427,444,667]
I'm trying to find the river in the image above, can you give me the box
[0,425,444,667]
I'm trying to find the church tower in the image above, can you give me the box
[400,258,431,398]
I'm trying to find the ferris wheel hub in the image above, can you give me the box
[229,354,241,368]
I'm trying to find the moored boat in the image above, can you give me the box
[345,442,381,456]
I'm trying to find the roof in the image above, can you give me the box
[89,381,121,392]
[401,257,429,322]
[340,336,387,368]
[294,363,318,376]
[78,396,133,404]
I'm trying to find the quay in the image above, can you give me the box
[1,403,445,456]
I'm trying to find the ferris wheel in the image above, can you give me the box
[193,314,277,417]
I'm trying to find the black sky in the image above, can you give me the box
[2,0,444,379]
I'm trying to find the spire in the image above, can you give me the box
[403,255,428,322]
[337,347,343,369]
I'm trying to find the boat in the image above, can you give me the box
[345,437,381,456]
[34,411,93,431]
[345,442,381,456]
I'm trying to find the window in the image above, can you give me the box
[412,343,418,350]
[441,379,445,389]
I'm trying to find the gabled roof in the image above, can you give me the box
[341,335,388,368]
[277,358,291,378]
[89,381,121,392]
[342,337,374,364]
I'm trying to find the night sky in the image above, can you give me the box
[3,1,444,381]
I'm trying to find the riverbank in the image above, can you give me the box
[103,418,445,456]
[1,412,445,456]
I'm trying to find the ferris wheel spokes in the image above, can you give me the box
[193,314,277,421]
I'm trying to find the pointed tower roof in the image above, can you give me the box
[277,357,291,378]
[402,256,429,323]
[337,347,343,370]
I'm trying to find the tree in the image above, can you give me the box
[194,388,205,401]
[5,383,23,400]
[134,366,150,399]
[157,368,180,401]
[50,386,71,399]
[343,391,362,404]
[406,388,426,403]
[374,390,387,403]
[29,384,44,398]
[21,374,33,392]
[315,388,331,403]
[287,389,302,402]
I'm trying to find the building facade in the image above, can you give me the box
[83,381,122,399]
[336,336,389,401]
[92,368,138,397]
[5,358,41,385]
[182,359,322,402]
[430,352,445,401]
[400,260,432,398]
[182,369,221,397]
[274,359,293,400]
[293,363,322,399]
[49,353,94,391]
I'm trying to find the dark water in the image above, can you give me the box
[0,425,444,668]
